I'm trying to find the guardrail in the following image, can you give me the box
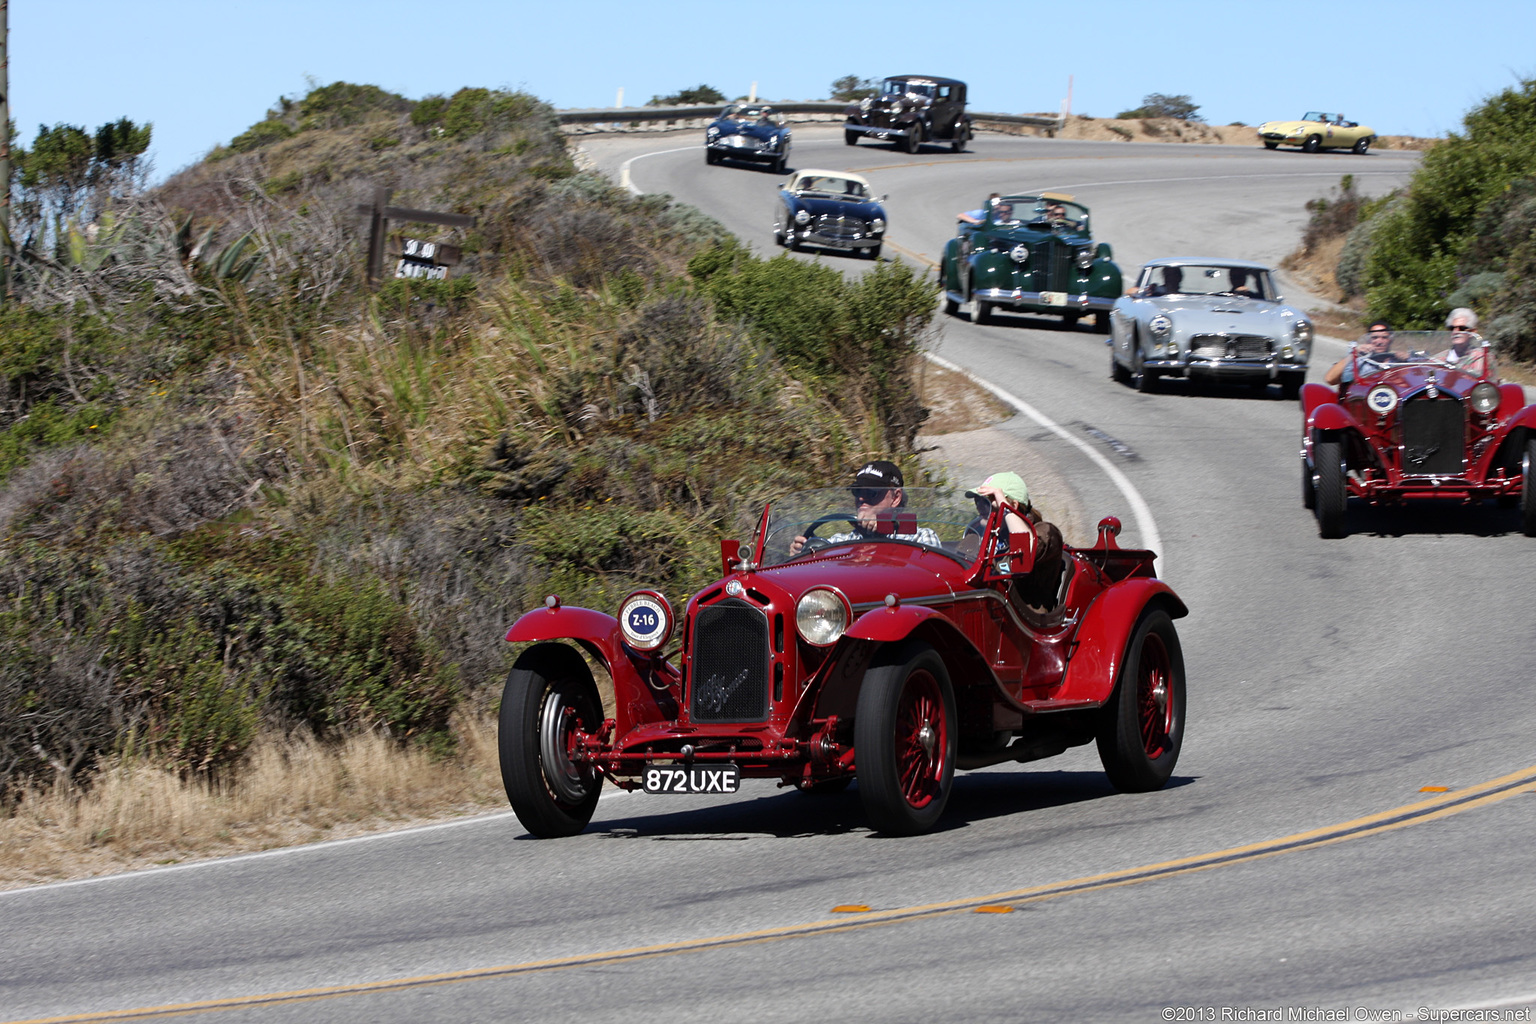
[556,103,1065,135]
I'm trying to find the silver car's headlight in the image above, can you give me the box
[794,209,811,225]
[618,590,673,652]
[1075,248,1094,270]
[1149,314,1173,339]
[796,588,850,647]
[1293,320,1314,344]
[1470,381,1500,415]
[1009,244,1029,263]
[870,218,885,233]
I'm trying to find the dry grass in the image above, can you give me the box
[916,360,1013,434]
[0,715,506,891]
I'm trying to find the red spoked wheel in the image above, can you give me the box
[1097,609,1185,792]
[856,642,956,834]
[1135,631,1176,761]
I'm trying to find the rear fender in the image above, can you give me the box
[504,605,674,731]
[1056,581,1187,704]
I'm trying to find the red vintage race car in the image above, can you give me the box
[1301,331,1536,538]
[499,487,1188,837]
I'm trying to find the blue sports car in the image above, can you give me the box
[705,104,792,173]
[775,169,887,259]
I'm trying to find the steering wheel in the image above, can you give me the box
[796,513,861,555]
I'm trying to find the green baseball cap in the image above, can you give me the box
[979,472,1029,507]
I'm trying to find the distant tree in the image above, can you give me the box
[647,85,726,107]
[1117,93,1203,122]
[830,75,879,102]
[14,118,152,238]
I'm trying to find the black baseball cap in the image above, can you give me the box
[852,461,903,489]
[1367,319,1393,332]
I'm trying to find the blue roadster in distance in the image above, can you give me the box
[705,104,791,173]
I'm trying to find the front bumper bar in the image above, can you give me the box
[1145,357,1308,380]
[967,288,1116,314]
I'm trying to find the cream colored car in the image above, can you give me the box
[1257,112,1375,153]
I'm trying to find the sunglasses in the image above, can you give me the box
[851,487,891,505]
[1451,325,1471,332]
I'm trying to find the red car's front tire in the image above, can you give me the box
[499,643,604,838]
[1096,609,1185,792]
[855,642,956,835]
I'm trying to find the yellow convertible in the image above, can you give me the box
[1257,112,1375,153]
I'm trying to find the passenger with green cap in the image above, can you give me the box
[973,471,1065,611]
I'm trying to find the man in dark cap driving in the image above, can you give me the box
[788,461,941,556]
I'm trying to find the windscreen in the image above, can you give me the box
[757,487,985,568]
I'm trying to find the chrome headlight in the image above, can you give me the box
[796,588,850,647]
[870,217,885,233]
[618,590,673,652]
[794,209,811,225]
[1470,381,1500,415]
[1009,244,1029,263]
[860,97,872,112]
[1365,385,1399,415]
[1149,314,1173,340]
[1075,248,1095,270]
[1293,319,1314,344]
[706,126,719,138]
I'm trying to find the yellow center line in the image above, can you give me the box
[15,765,1536,1024]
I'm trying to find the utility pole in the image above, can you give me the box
[1,0,10,304]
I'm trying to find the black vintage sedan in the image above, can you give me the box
[775,169,887,259]
[705,103,792,173]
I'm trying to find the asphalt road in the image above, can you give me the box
[5,129,1535,1024]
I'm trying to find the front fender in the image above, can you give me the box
[1056,580,1187,704]
[1300,382,1337,419]
[505,606,674,732]
[1307,402,1357,435]
[847,602,941,642]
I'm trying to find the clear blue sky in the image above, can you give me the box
[12,0,1536,180]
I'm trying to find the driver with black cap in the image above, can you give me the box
[788,460,941,556]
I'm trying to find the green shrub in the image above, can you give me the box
[229,120,297,153]
[1364,77,1536,338]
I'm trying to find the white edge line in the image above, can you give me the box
[619,145,698,195]
[923,352,1166,577]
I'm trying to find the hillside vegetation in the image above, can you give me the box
[1297,78,1536,358]
[0,82,936,804]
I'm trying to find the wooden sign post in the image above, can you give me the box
[356,187,476,286]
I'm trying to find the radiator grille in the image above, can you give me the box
[1400,397,1466,475]
[689,599,771,723]
[1190,334,1272,360]
[1028,239,1074,290]
[814,214,867,240]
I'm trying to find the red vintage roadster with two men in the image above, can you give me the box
[500,463,1188,837]
[1304,326,1536,538]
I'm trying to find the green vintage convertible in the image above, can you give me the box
[940,192,1121,331]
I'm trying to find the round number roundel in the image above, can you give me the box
[1366,385,1399,415]
[619,592,672,651]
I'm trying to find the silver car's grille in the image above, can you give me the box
[1190,334,1272,360]
[1400,397,1466,475]
[814,214,867,240]
[689,599,771,723]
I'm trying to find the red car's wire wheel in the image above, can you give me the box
[1135,631,1176,760]
[894,669,948,809]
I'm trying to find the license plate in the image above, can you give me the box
[1039,291,1068,306]
[643,763,741,794]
